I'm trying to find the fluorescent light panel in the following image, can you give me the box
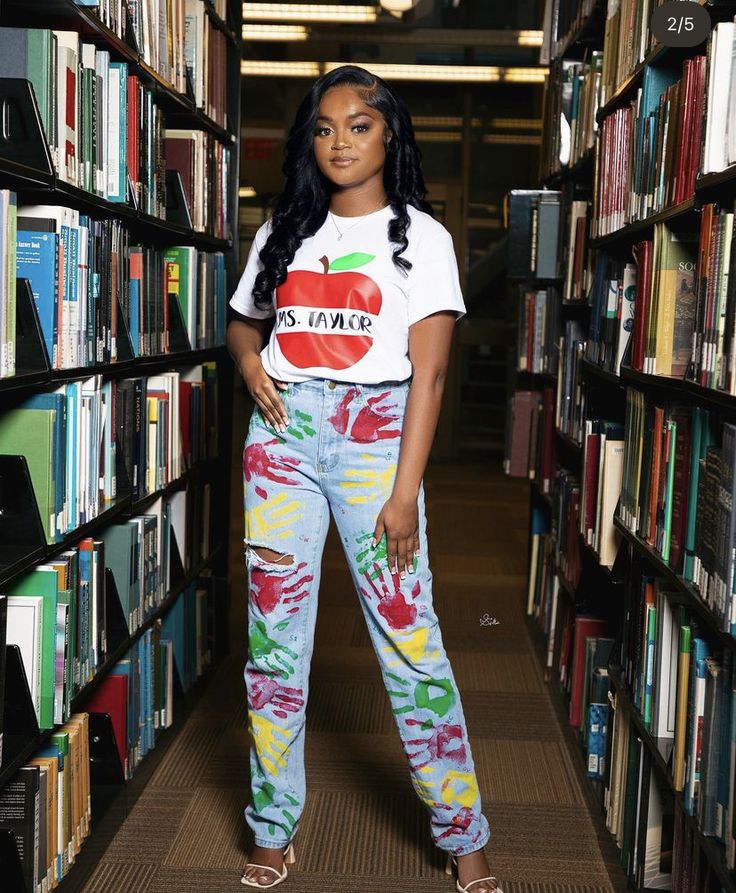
[412,116,542,130]
[239,186,257,198]
[242,60,322,76]
[240,60,546,83]
[243,24,309,40]
[243,3,378,22]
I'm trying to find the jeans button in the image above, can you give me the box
[327,380,336,390]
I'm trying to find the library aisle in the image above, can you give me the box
[75,376,627,893]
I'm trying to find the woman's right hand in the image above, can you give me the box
[239,353,290,432]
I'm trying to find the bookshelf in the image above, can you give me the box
[0,0,241,889]
[511,1,736,890]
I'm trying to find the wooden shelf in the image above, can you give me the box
[612,515,736,651]
[543,147,596,189]
[608,664,736,893]
[551,0,606,62]
[2,0,236,145]
[618,364,736,415]
[581,357,624,387]
[0,543,223,790]
[590,198,697,248]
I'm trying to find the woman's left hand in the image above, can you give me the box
[372,492,420,579]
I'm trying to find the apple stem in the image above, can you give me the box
[319,255,330,275]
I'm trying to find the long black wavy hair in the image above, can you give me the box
[251,65,433,311]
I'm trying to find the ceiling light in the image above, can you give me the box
[415,131,463,142]
[488,117,542,130]
[323,62,546,83]
[482,134,541,145]
[239,186,257,198]
[380,0,419,16]
[517,30,543,46]
[412,116,463,128]
[241,60,321,77]
[243,3,379,23]
[240,60,546,84]
[243,24,309,40]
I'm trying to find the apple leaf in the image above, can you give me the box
[329,252,375,271]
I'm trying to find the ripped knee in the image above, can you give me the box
[246,543,295,567]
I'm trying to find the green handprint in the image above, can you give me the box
[249,620,300,677]
[272,408,316,442]
[354,530,418,579]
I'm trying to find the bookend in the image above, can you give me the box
[104,569,131,657]
[0,78,54,184]
[165,169,193,230]
[1,644,39,772]
[0,455,47,577]
[0,828,27,893]
[123,2,141,56]
[126,172,139,211]
[168,527,186,593]
[167,290,193,354]
[87,711,126,825]
[184,68,196,105]
[114,292,135,362]
[14,278,50,376]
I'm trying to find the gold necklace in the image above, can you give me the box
[328,199,389,241]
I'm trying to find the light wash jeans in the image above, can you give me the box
[241,377,491,856]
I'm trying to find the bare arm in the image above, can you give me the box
[372,310,456,577]
[227,312,289,431]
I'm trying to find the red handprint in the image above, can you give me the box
[246,670,305,720]
[361,566,420,629]
[250,561,313,615]
[327,387,358,435]
[328,389,402,442]
[351,391,402,443]
[244,440,300,487]
[403,722,467,769]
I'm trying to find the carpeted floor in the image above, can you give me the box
[78,378,628,893]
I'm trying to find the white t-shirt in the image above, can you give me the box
[229,204,466,384]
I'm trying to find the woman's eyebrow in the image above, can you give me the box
[316,111,375,123]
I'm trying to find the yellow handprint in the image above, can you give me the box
[249,712,293,776]
[339,454,396,505]
[246,491,304,543]
[439,770,479,808]
[382,625,440,669]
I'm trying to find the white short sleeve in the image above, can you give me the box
[229,221,276,319]
[406,228,467,326]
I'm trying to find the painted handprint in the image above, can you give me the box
[351,391,403,442]
[360,565,421,629]
[246,669,305,720]
[403,722,468,769]
[434,804,484,848]
[269,408,317,442]
[250,560,313,615]
[354,530,419,580]
[248,712,293,776]
[244,440,300,487]
[250,777,300,839]
[246,491,304,545]
[328,388,402,442]
[249,619,300,678]
[384,665,455,717]
[340,454,396,505]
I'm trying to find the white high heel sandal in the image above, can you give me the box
[241,841,296,888]
[444,852,504,893]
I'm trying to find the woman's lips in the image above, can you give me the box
[331,157,357,167]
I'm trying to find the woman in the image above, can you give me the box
[226,65,502,893]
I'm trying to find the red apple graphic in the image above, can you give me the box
[276,252,382,369]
